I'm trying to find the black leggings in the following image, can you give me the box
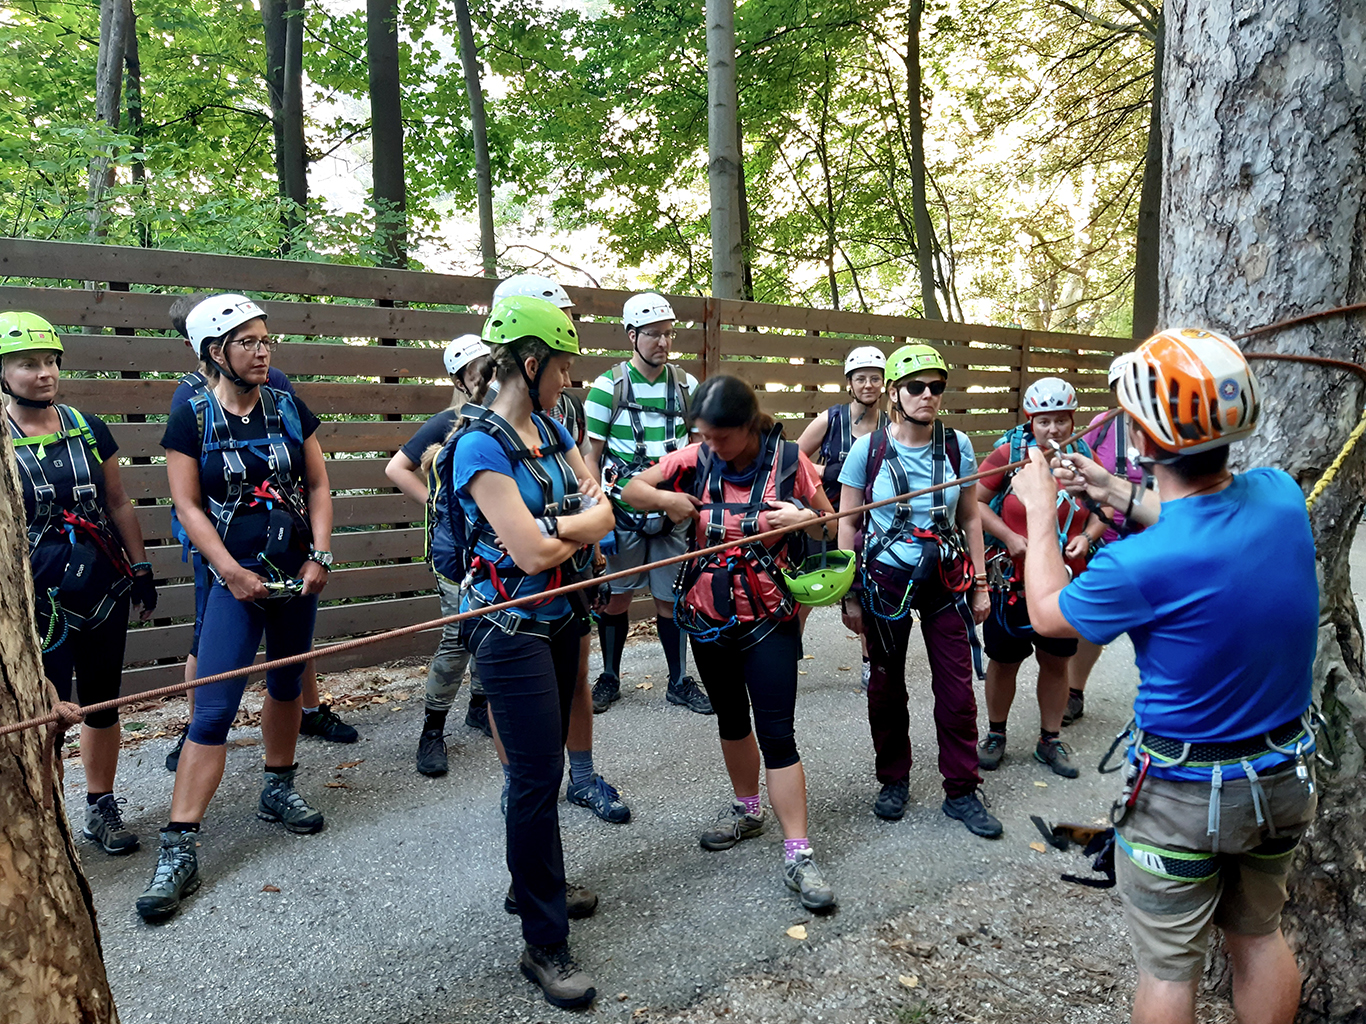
[689,618,802,770]
[41,594,129,731]
[465,614,579,948]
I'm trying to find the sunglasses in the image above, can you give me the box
[898,379,947,396]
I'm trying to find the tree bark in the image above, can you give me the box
[367,0,407,269]
[1131,10,1163,339]
[122,1,149,248]
[87,0,132,241]
[1159,2,1366,1018]
[453,0,496,277]
[737,119,756,302]
[262,0,308,248]
[0,426,119,1023]
[706,0,744,300]
[904,0,941,320]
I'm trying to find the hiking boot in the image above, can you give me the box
[504,882,599,919]
[566,774,631,824]
[465,698,493,737]
[299,703,358,743]
[942,790,1003,839]
[257,767,325,834]
[416,728,448,776]
[784,852,837,911]
[135,830,200,921]
[977,731,1007,771]
[84,795,139,855]
[873,776,910,821]
[520,941,597,1009]
[1035,736,1080,778]
[165,726,187,773]
[1062,691,1085,726]
[699,800,765,851]
[591,673,621,713]
[667,675,714,715]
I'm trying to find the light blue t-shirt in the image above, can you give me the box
[451,417,578,622]
[1058,468,1316,774]
[838,428,978,570]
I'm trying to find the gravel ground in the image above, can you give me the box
[68,519,1347,1024]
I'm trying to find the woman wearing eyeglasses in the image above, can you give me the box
[837,345,998,839]
[139,293,333,921]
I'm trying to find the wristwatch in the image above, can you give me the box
[307,549,334,571]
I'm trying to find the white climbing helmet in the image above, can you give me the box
[1107,354,1130,388]
[844,346,887,377]
[623,292,675,330]
[185,294,267,348]
[493,273,572,310]
[443,334,491,378]
[1023,377,1078,417]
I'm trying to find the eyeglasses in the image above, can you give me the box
[850,374,883,387]
[230,336,278,353]
[636,329,676,343]
[899,379,947,396]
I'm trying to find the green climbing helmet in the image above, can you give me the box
[885,343,947,383]
[781,548,857,607]
[482,295,580,354]
[0,311,63,359]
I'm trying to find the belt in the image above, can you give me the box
[1140,718,1307,766]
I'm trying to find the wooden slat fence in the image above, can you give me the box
[0,239,1131,694]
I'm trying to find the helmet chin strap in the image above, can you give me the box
[212,342,254,392]
[9,391,54,409]
[631,331,663,368]
[515,356,548,413]
[906,415,933,427]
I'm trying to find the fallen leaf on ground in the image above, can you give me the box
[643,675,653,679]
[898,974,919,989]
[336,760,364,770]
[261,885,280,893]
[804,654,815,660]
[786,925,807,940]
[837,666,852,671]
[799,671,808,676]
[393,692,410,701]
[230,737,259,747]
[325,781,351,789]
[1029,841,1048,853]
[371,696,389,704]
[1034,780,1049,787]
[123,722,146,731]
[632,1008,649,1019]
[617,993,629,1001]
[636,683,653,690]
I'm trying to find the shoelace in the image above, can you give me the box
[95,796,129,829]
[151,843,193,884]
[545,945,581,979]
[595,777,622,803]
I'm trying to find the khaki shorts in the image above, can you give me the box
[606,522,689,600]
[1116,763,1316,981]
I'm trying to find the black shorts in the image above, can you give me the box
[983,592,1078,663]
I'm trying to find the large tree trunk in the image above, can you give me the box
[904,0,941,320]
[706,0,743,300]
[1131,11,1163,339]
[453,0,495,277]
[262,0,308,248]
[0,428,119,1023]
[1159,2,1366,1018]
[87,0,132,241]
[123,6,149,248]
[367,0,407,269]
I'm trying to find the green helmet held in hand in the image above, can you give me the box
[885,343,947,383]
[483,295,580,354]
[0,311,64,359]
[781,549,857,607]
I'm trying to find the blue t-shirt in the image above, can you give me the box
[170,367,294,411]
[838,428,978,569]
[1058,468,1317,775]
[450,417,578,622]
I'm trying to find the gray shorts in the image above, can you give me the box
[606,523,689,600]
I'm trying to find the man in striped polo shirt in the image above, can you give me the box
[586,292,712,716]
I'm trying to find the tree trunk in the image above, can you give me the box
[367,0,407,269]
[737,119,756,302]
[0,427,119,1023]
[1131,10,1163,339]
[122,1,149,248]
[87,0,132,241]
[706,0,743,300]
[904,0,941,320]
[1159,2,1366,1018]
[453,0,496,277]
[262,0,308,248]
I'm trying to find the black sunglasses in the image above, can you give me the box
[899,379,947,396]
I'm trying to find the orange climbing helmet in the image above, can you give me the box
[1116,327,1260,455]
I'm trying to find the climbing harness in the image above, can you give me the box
[600,361,691,535]
[818,400,889,506]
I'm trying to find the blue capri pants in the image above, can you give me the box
[188,583,318,746]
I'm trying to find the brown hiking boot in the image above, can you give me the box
[520,941,597,1008]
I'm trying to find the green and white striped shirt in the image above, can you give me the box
[584,362,698,467]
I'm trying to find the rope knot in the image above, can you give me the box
[52,701,85,730]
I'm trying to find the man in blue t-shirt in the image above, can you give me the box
[1012,329,1318,1024]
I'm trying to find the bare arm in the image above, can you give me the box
[1014,450,1079,638]
[385,450,428,505]
[621,463,702,524]
[557,447,615,545]
[955,481,991,625]
[101,458,147,565]
[796,410,830,460]
[836,483,864,551]
[976,484,1025,558]
[586,436,607,483]
[469,470,612,575]
[299,436,332,596]
[1051,450,1160,527]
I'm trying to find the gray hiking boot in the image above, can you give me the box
[784,852,837,911]
[135,830,200,921]
[1035,736,1080,778]
[566,773,631,824]
[873,776,910,820]
[699,800,765,851]
[416,728,448,776]
[591,673,621,713]
[520,941,597,1009]
[84,794,139,855]
[667,675,714,715]
[942,789,1004,839]
[1062,690,1085,726]
[257,766,325,834]
[977,731,1007,771]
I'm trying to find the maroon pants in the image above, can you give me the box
[864,584,982,798]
